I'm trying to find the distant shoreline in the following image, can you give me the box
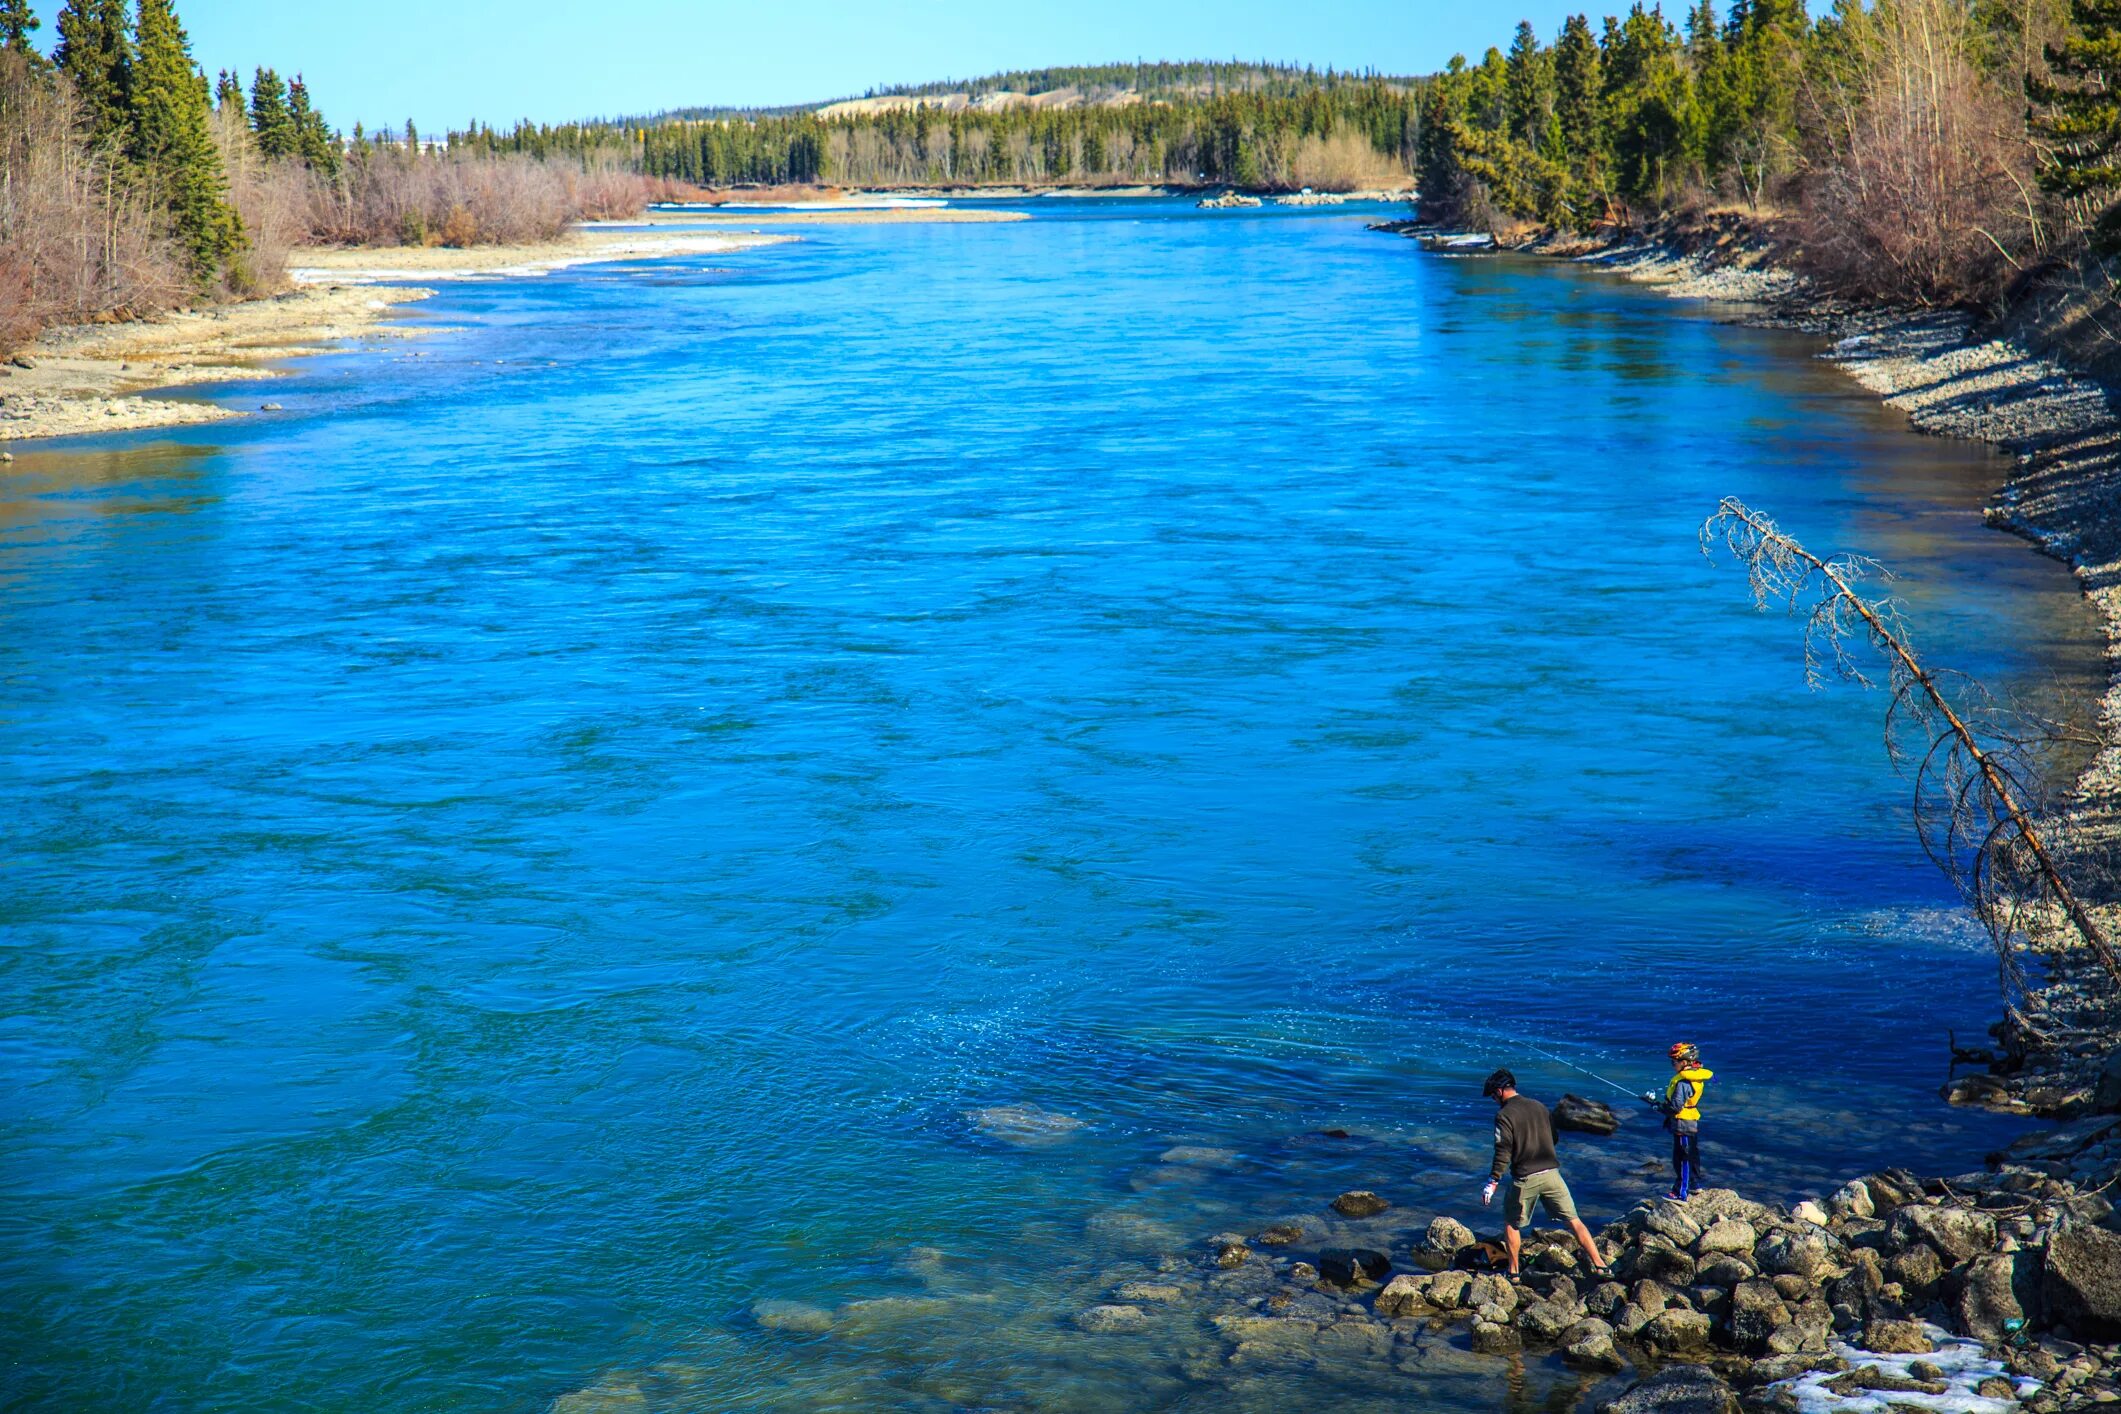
[1,228,787,444]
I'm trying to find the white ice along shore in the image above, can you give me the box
[1772,1326,2040,1414]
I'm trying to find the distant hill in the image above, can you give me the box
[624,61,1422,128]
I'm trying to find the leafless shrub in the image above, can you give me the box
[1700,496,2119,997]
[0,52,185,350]
[1275,131,1404,192]
[306,150,643,248]
[1799,0,2042,307]
[212,106,308,295]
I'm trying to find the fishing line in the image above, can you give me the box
[1515,1039,1641,1100]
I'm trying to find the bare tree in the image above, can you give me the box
[1700,497,2118,997]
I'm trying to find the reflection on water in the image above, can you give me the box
[0,203,2105,1412]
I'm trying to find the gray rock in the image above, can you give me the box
[1596,1363,1738,1414]
[1756,1229,1840,1282]
[1074,1303,1148,1333]
[1635,1239,1699,1286]
[1859,1318,1934,1354]
[1696,1218,1758,1256]
[1471,1317,1521,1353]
[1317,1247,1391,1287]
[1637,1200,1707,1248]
[2046,1220,2121,1340]
[1255,1221,1304,1246]
[1585,1280,1628,1316]
[1423,1269,1472,1308]
[1728,1279,1792,1355]
[1959,1251,2039,1345]
[1114,1281,1185,1304]
[1331,1190,1390,1218]
[1887,1242,1945,1297]
[2094,1052,2121,1112]
[259,402,284,412]
[1697,1252,1755,1287]
[1215,1240,1251,1269]
[965,1103,1085,1145]
[1892,1204,1996,1264]
[1828,1179,1877,1222]
[1290,1261,1319,1284]
[1517,1296,1580,1340]
[1643,1307,1714,1351]
[1414,1214,1476,1268]
[1554,1093,1621,1135]
[1374,1273,1434,1317]
[1560,1316,1626,1370]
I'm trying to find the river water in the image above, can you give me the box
[1,201,2107,1412]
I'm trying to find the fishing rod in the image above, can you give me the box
[1518,1039,1644,1102]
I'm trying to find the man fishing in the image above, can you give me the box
[1479,1068,1613,1282]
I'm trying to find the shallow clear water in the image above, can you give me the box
[0,202,2106,1412]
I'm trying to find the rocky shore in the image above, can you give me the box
[1048,1168,2121,1412]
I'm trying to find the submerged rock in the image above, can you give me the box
[751,1299,835,1333]
[1318,1247,1392,1287]
[1073,1303,1148,1333]
[1553,1093,1620,1135]
[1331,1189,1390,1218]
[1596,1363,1737,1414]
[964,1103,1085,1145]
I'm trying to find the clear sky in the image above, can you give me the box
[26,0,1612,134]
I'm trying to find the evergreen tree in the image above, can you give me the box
[0,0,46,67]
[54,0,134,150]
[1554,14,1606,161]
[131,0,242,280]
[1504,21,1556,149]
[249,67,297,157]
[2030,0,2121,253]
[287,74,338,174]
[214,68,241,112]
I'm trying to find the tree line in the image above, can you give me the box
[1412,0,2121,306]
[0,0,649,347]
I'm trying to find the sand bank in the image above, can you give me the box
[1,228,787,443]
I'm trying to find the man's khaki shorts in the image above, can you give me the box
[1504,1168,1579,1228]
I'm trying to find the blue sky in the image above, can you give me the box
[27,0,1613,133]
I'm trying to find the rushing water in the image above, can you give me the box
[1,202,2108,1412]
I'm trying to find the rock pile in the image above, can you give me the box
[1196,191,1263,209]
[1089,1167,2121,1411]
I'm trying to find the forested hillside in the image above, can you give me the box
[1413,0,2121,308]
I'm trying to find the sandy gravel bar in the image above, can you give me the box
[0,228,789,443]
[626,206,1029,225]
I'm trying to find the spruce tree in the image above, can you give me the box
[131,0,242,280]
[214,68,240,112]
[2031,0,2121,254]
[287,74,338,175]
[55,0,134,150]
[0,0,45,66]
[248,66,296,156]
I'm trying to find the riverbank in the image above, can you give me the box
[0,227,787,443]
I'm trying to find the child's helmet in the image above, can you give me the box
[1668,1042,1700,1065]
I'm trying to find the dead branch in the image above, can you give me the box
[1700,496,2118,996]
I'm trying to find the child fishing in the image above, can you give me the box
[1642,1042,1712,1201]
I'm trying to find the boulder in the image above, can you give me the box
[1697,1253,1755,1288]
[1790,1200,1830,1228]
[1113,1281,1185,1304]
[1466,1273,1520,1313]
[1635,1239,1698,1287]
[1215,1240,1251,1269]
[1728,1279,1793,1355]
[1413,1215,1477,1269]
[1517,1297,1581,1340]
[1955,1252,2037,1347]
[1611,1302,1657,1336]
[1584,1280,1628,1317]
[1290,1261,1319,1284]
[1887,1243,1945,1298]
[1827,1180,1876,1222]
[1073,1304,1148,1333]
[1596,1363,1738,1414]
[1331,1190,1390,1218]
[1858,1318,1934,1354]
[1560,1316,1626,1370]
[1696,1219,1757,1256]
[1891,1204,1996,1265]
[1255,1222,1304,1246]
[1471,1317,1521,1353]
[1756,1229,1839,1282]
[1554,1093,1621,1135]
[1643,1308,1714,1351]
[1424,1269,1473,1308]
[1636,1200,1707,1248]
[1317,1247,1391,1287]
[1374,1274,1434,1317]
[2044,1219,2121,1340]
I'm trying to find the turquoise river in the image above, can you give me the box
[0,200,2107,1411]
